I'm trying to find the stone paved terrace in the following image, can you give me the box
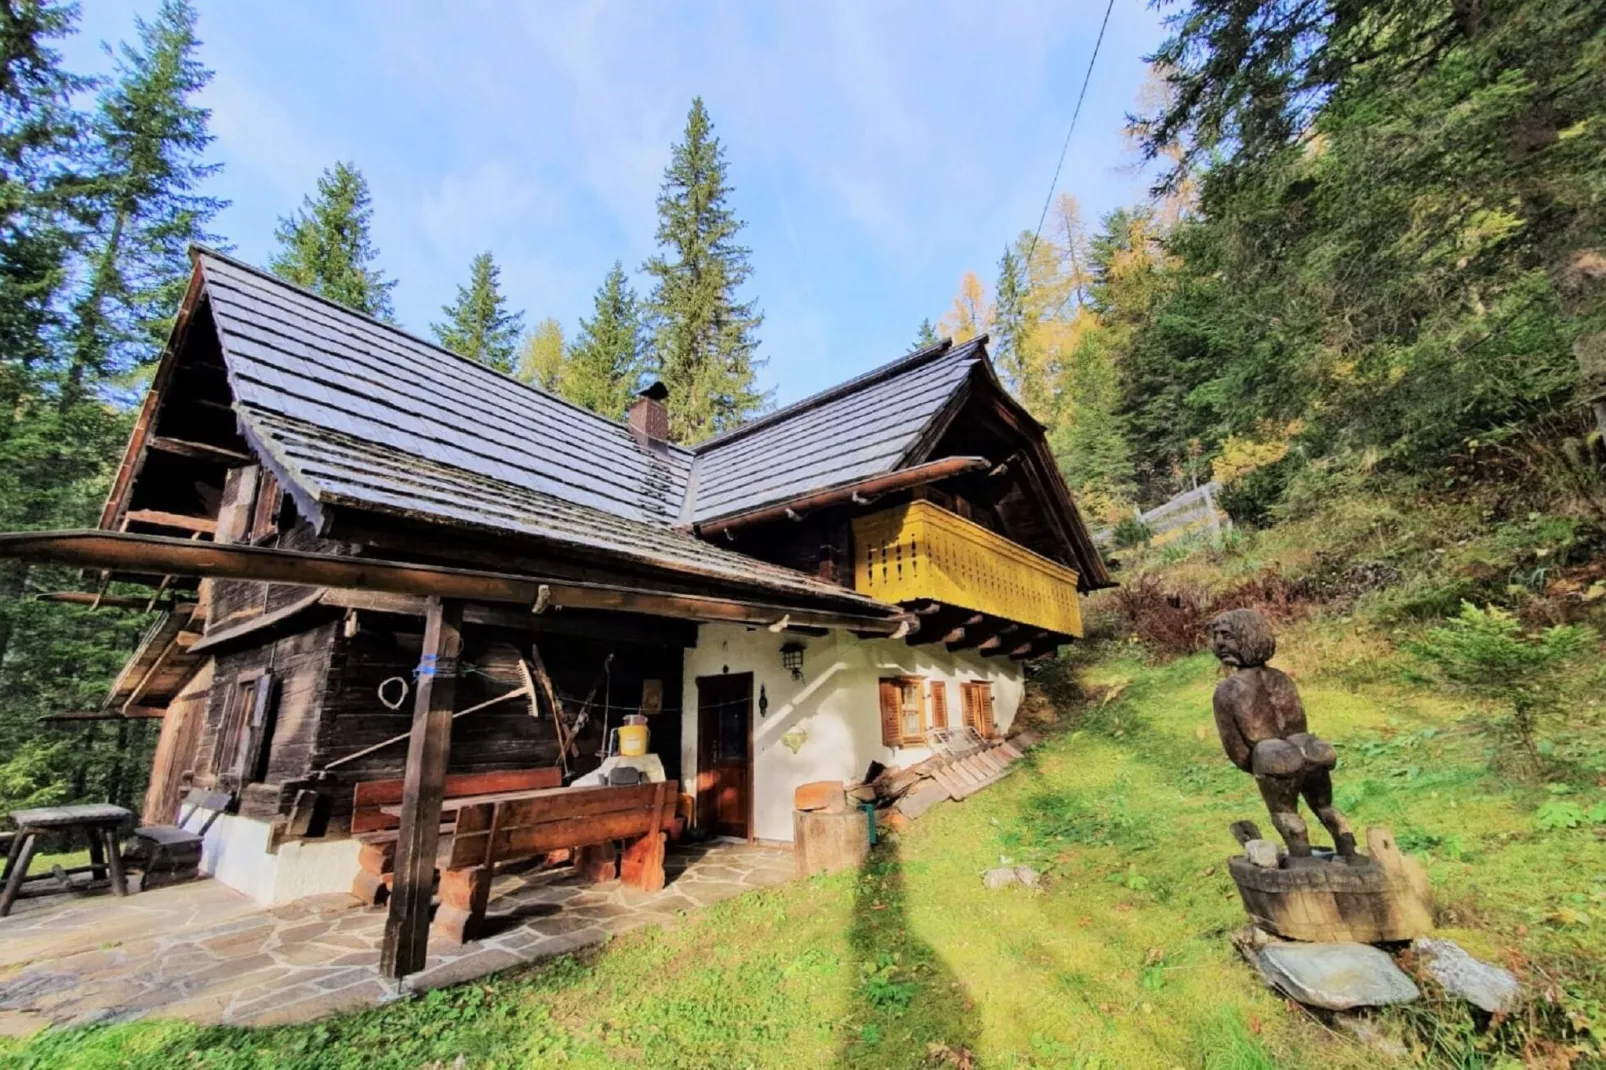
[0,841,793,1034]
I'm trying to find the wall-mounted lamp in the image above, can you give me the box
[780,641,805,680]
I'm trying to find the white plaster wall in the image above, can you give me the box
[681,625,1025,843]
[199,814,362,905]
[199,812,278,904]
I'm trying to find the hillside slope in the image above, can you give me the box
[5,490,1605,1069]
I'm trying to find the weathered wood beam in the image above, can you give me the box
[696,456,991,538]
[319,589,699,648]
[1008,631,1064,661]
[147,436,251,466]
[123,509,217,535]
[186,590,331,655]
[0,531,909,636]
[947,619,1019,653]
[34,591,172,610]
[381,596,462,981]
[39,705,165,723]
[908,610,981,647]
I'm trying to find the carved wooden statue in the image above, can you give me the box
[1209,608,1357,861]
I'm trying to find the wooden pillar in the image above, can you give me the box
[380,596,462,981]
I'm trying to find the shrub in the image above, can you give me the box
[1112,514,1152,549]
[1110,574,1208,655]
[1408,602,1594,771]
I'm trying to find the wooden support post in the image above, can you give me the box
[379,596,463,981]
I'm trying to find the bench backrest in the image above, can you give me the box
[448,779,677,869]
[351,767,563,834]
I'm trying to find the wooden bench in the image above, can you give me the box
[350,767,562,906]
[434,779,678,943]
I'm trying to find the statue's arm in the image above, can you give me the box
[1213,685,1254,772]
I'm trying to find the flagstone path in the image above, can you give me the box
[0,841,793,1034]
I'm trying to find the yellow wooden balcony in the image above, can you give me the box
[852,500,1083,638]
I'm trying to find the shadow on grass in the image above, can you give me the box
[833,832,979,1069]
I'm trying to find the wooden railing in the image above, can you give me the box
[852,501,1083,637]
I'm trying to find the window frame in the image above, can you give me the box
[879,675,928,748]
[960,680,997,739]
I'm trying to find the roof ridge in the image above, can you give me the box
[691,335,985,455]
[189,244,694,461]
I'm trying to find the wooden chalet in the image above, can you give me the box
[1,246,1108,965]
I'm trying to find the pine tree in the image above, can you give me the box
[64,0,224,406]
[993,247,1026,394]
[514,317,565,391]
[912,319,938,349]
[271,161,395,319]
[431,251,522,373]
[561,261,645,418]
[642,98,764,442]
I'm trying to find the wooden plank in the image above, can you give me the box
[454,810,660,868]
[147,435,252,465]
[187,590,330,655]
[380,596,462,981]
[124,509,218,535]
[0,531,910,636]
[478,782,663,827]
[351,767,560,833]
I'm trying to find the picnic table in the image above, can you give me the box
[1,803,133,916]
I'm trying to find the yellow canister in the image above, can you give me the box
[617,723,649,757]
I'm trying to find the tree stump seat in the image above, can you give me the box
[1228,827,1433,943]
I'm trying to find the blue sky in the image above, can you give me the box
[71,1,1168,407]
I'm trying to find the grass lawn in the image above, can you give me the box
[4,622,1602,1068]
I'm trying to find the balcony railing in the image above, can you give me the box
[852,500,1083,638]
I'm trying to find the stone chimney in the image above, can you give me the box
[628,381,670,443]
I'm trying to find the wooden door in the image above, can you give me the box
[696,673,753,839]
[143,661,215,824]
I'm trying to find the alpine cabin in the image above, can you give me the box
[74,247,1109,905]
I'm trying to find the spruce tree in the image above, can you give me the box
[561,261,645,418]
[642,97,764,442]
[271,161,395,319]
[912,319,938,349]
[64,0,224,406]
[0,0,87,402]
[993,247,1027,394]
[431,251,522,373]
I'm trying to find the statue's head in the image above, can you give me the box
[1209,608,1276,668]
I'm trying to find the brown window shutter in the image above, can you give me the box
[929,681,948,729]
[978,685,996,737]
[960,682,979,732]
[879,679,901,748]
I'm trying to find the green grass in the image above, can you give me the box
[5,634,1602,1067]
[4,484,1604,1067]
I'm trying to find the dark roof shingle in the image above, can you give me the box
[195,250,888,614]
[688,338,983,523]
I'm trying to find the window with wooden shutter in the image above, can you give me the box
[879,679,901,747]
[961,681,997,738]
[879,676,927,747]
[212,671,277,785]
[929,681,948,729]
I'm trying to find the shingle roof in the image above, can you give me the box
[688,338,984,524]
[194,250,890,614]
[198,250,692,529]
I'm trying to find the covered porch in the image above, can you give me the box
[0,838,791,1032]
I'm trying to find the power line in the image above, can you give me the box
[1026,0,1118,268]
